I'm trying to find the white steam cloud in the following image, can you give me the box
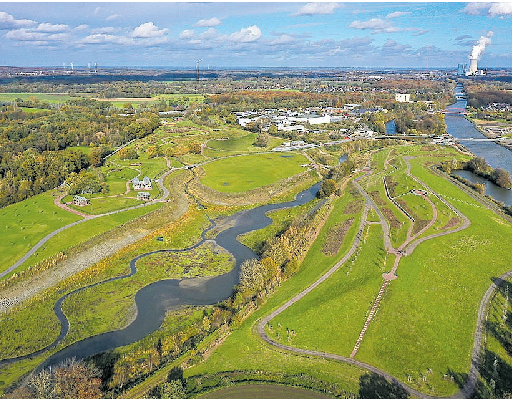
[470,31,493,60]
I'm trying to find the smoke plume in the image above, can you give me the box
[470,31,493,59]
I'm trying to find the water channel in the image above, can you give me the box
[35,182,321,369]
[445,83,512,205]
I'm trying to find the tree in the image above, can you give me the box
[317,179,337,198]
[491,168,512,188]
[188,142,202,154]
[148,380,186,399]
[255,133,270,147]
[117,146,138,160]
[146,145,161,159]
[465,156,490,175]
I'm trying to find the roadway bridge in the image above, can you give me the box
[441,107,468,115]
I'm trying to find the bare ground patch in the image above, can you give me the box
[322,218,354,256]
[441,217,462,230]
[343,199,364,215]
[370,191,387,206]
[381,207,403,230]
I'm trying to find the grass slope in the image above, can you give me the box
[0,192,82,274]
[200,153,308,193]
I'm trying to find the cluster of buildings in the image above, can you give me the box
[236,104,384,135]
[132,176,152,200]
[482,103,512,112]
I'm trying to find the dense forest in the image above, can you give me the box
[0,98,160,207]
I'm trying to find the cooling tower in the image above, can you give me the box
[469,57,478,75]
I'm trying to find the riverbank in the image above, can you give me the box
[464,116,512,152]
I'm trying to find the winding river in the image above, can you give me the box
[31,182,320,369]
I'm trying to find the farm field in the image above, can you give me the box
[0,92,72,103]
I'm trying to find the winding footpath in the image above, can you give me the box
[0,167,176,311]
[256,157,509,399]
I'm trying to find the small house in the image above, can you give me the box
[132,176,152,190]
[137,192,151,201]
[73,195,90,206]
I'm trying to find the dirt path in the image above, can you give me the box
[53,194,92,218]
[0,230,149,313]
[256,156,492,399]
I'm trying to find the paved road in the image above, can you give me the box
[256,156,509,399]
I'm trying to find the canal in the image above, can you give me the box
[445,83,512,205]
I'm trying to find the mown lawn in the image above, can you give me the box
[206,134,257,151]
[269,223,387,357]
[0,191,82,275]
[197,384,334,399]
[200,153,308,193]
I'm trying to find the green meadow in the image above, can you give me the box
[189,145,511,397]
[0,192,82,275]
[0,92,72,103]
[200,153,308,193]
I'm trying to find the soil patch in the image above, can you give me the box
[370,191,387,206]
[343,199,363,214]
[412,219,430,235]
[381,207,403,230]
[441,217,462,230]
[322,218,354,256]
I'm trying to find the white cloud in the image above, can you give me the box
[0,11,36,28]
[349,18,398,34]
[75,24,89,31]
[91,26,118,34]
[488,2,512,16]
[229,25,262,42]
[292,3,341,16]
[383,39,411,52]
[179,29,195,39]
[80,33,131,45]
[6,28,47,41]
[386,11,410,19]
[195,17,221,27]
[94,7,102,17]
[36,23,69,32]
[131,22,168,38]
[269,34,296,45]
[198,28,220,40]
[106,14,119,21]
[462,2,512,16]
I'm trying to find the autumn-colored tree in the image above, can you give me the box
[117,146,138,160]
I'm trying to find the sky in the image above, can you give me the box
[0,2,511,69]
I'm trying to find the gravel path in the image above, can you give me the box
[256,156,507,399]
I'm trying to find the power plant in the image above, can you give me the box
[459,31,493,76]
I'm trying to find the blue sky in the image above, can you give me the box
[0,2,511,68]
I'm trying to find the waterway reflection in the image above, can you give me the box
[445,83,512,205]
